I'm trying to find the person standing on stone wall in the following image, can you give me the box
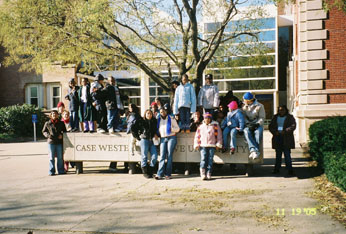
[91,74,108,133]
[78,77,95,133]
[173,74,196,133]
[65,78,80,132]
[104,76,124,134]
[197,74,220,116]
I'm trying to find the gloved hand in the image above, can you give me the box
[247,123,259,131]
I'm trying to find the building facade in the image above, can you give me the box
[289,0,346,146]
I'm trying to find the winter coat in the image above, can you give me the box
[126,112,141,134]
[78,85,96,122]
[221,109,245,130]
[194,121,223,148]
[90,82,107,111]
[42,120,67,145]
[173,82,196,114]
[134,118,158,140]
[242,99,266,126]
[104,84,118,110]
[65,86,80,112]
[198,84,220,109]
[269,114,296,149]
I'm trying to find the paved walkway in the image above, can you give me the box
[0,132,345,234]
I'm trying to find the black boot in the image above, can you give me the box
[147,166,154,178]
[141,166,150,179]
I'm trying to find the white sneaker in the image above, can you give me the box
[206,172,212,180]
[249,151,255,159]
[115,128,121,132]
[108,128,114,134]
[253,151,260,160]
[97,129,106,133]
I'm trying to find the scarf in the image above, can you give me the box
[157,115,171,136]
[51,119,59,125]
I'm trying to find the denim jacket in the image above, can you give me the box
[221,109,245,131]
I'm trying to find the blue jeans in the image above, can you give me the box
[223,127,240,149]
[179,107,191,130]
[140,139,158,168]
[274,135,293,170]
[107,109,119,130]
[244,125,263,153]
[200,147,215,174]
[157,135,177,177]
[70,111,79,130]
[48,144,64,175]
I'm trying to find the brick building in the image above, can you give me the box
[287,0,346,146]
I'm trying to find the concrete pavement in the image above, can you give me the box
[0,132,345,234]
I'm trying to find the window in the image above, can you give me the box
[52,86,60,108]
[29,86,38,106]
[26,84,43,108]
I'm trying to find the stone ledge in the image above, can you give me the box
[307,10,327,20]
[307,70,328,80]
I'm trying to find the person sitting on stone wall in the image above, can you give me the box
[242,92,266,160]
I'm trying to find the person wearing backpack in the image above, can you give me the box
[194,112,223,180]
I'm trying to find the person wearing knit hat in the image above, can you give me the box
[57,101,65,118]
[242,92,266,160]
[221,101,245,154]
[151,101,159,118]
[194,112,223,180]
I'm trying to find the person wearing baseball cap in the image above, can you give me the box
[197,74,220,116]
[242,92,266,160]
[91,74,108,133]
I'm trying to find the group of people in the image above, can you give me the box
[42,73,296,178]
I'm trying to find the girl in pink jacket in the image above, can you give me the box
[194,112,223,180]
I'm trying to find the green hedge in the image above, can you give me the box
[309,116,346,192]
[0,104,48,137]
[309,116,346,166]
[324,151,346,192]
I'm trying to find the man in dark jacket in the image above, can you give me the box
[104,76,124,134]
[65,78,80,132]
[91,74,108,133]
[42,110,67,175]
[269,105,296,176]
